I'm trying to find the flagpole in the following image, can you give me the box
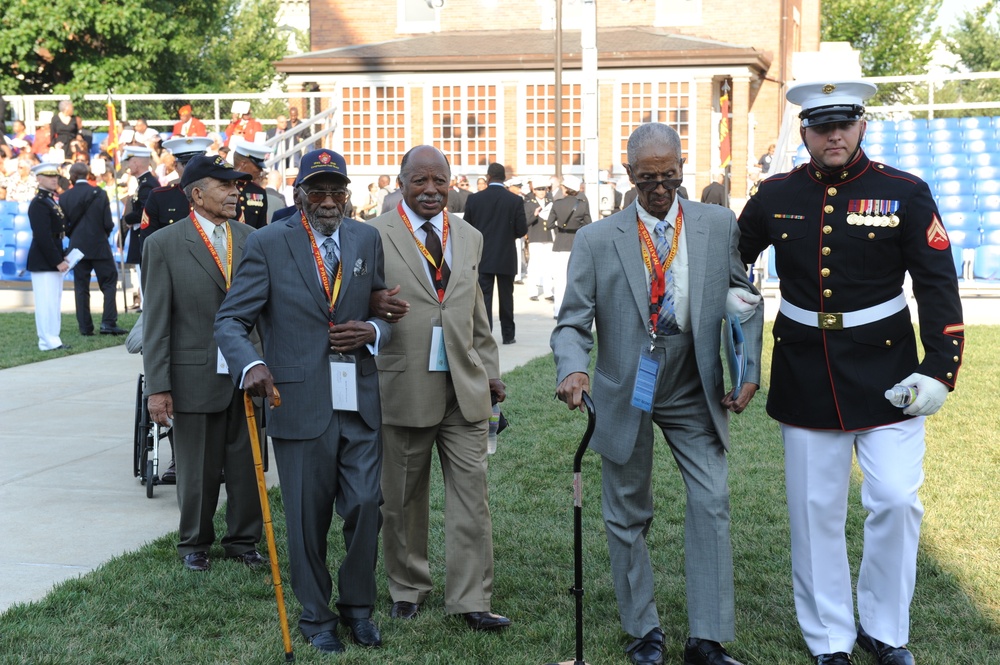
[107,90,129,313]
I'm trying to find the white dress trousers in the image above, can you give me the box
[781,418,925,655]
[31,271,64,350]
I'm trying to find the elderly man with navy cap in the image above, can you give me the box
[142,154,267,575]
[215,148,391,654]
[738,81,964,665]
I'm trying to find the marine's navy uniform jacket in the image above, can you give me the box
[236,180,268,229]
[738,150,964,431]
[27,189,66,272]
[141,183,190,236]
[123,171,158,264]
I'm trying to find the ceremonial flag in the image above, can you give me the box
[106,90,119,169]
[719,83,732,169]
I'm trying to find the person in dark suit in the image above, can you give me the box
[121,145,157,309]
[547,174,591,316]
[380,177,403,214]
[141,137,213,236]
[215,149,392,655]
[739,80,964,665]
[141,155,266,574]
[231,139,269,229]
[462,163,528,343]
[27,163,70,351]
[368,145,512,633]
[61,163,126,336]
[552,122,764,665]
[446,176,469,214]
[700,170,727,206]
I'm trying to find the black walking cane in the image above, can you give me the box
[244,389,294,662]
[548,391,596,665]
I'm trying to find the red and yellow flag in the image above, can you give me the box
[719,87,732,169]
[106,91,119,169]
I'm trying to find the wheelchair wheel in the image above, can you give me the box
[133,375,145,477]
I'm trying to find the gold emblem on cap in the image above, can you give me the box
[822,84,836,94]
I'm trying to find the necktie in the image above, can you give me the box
[421,221,451,291]
[654,220,679,335]
[211,224,226,257]
[322,236,339,281]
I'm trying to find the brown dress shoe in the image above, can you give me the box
[182,551,210,571]
[463,611,512,631]
[390,601,420,619]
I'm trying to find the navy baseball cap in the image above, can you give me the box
[180,154,251,188]
[295,149,350,186]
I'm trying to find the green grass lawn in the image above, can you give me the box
[0,324,997,664]
[0,310,141,369]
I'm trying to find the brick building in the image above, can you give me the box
[276,0,820,202]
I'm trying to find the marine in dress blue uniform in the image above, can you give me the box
[140,137,213,236]
[27,163,70,350]
[738,80,964,665]
[231,138,269,230]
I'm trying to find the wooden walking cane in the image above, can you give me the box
[244,388,295,662]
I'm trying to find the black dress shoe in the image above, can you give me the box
[160,460,176,484]
[529,295,540,301]
[181,551,210,571]
[545,295,555,302]
[684,638,744,665]
[80,330,94,336]
[463,611,512,631]
[226,549,269,569]
[344,617,382,647]
[502,338,516,345]
[816,654,853,665]
[101,325,129,335]
[390,601,420,619]
[626,627,665,665]
[45,344,72,351]
[857,625,915,665]
[307,630,344,654]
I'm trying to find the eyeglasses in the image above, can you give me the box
[633,178,684,193]
[301,188,350,204]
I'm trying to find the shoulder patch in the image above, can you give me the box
[926,213,950,250]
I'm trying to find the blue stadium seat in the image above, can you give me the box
[895,154,933,170]
[897,142,931,156]
[971,152,1000,167]
[928,117,961,130]
[961,127,991,142]
[865,143,895,159]
[960,117,990,130]
[864,131,894,145]
[896,129,928,144]
[983,229,1000,246]
[941,210,981,233]
[974,165,1000,180]
[937,195,977,213]
[951,244,965,278]
[935,153,971,169]
[977,180,1000,197]
[978,194,1000,212]
[948,228,980,250]
[966,139,990,154]
[972,245,1000,280]
[982,211,1000,230]
[931,140,963,155]
[866,120,895,133]
[906,166,931,182]
[897,119,926,131]
[934,166,969,182]
[935,179,976,196]
[930,129,960,143]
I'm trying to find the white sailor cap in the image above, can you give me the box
[231,137,270,167]
[122,145,153,160]
[31,162,60,177]
[231,100,251,115]
[561,174,582,192]
[163,137,213,159]
[786,80,878,127]
[505,177,524,188]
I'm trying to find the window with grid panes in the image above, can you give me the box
[429,85,498,169]
[618,81,691,164]
[523,83,583,168]
[341,85,408,168]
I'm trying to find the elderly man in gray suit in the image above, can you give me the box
[551,123,764,665]
[215,149,391,655]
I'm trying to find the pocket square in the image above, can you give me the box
[353,258,367,276]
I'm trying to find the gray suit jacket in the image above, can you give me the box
[551,199,764,465]
[141,218,254,412]
[214,214,390,438]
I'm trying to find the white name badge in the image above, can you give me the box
[217,348,229,375]
[630,350,660,413]
[429,325,450,372]
[330,355,359,411]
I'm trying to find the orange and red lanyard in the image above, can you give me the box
[190,213,233,290]
[301,213,344,326]
[398,202,449,303]
[637,208,682,333]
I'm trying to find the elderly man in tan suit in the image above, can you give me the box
[368,145,512,632]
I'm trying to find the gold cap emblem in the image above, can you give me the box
[822,84,836,94]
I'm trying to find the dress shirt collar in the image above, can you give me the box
[636,195,681,234]
[192,210,228,240]
[401,200,444,235]
[303,218,341,252]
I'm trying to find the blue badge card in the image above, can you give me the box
[631,352,660,412]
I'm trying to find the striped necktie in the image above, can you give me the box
[322,236,339,281]
[654,220,679,335]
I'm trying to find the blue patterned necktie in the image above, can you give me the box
[654,220,679,335]
[322,236,339,281]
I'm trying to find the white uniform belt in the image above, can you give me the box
[779,292,907,330]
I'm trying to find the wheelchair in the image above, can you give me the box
[132,374,269,499]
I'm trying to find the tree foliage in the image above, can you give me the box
[0,0,287,96]
[821,0,942,105]
[933,0,1000,113]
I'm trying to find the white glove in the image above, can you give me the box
[899,372,949,416]
[726,287,762,323]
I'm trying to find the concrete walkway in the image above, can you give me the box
[0,284,560,613]
[3,282,997,613]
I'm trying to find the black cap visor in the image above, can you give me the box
[799,104,866,128]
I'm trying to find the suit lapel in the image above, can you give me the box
[336,221,357,316]
[612,201,651,320]
[285,217,331,315]
[384,211,439,302]
[184,219,227,292]
[442,213,465,304]
[679,201,710,335]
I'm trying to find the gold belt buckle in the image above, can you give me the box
[819,312,843,330]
